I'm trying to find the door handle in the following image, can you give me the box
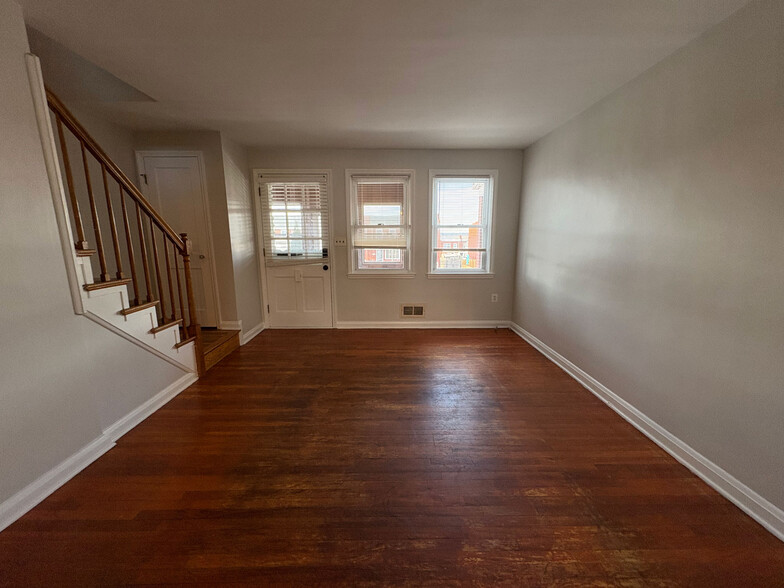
[323,265,329,271]
[199,254,206,259]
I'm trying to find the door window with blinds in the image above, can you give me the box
[429,171,496,274]
[347,171,413,274]
[258,173,329,264]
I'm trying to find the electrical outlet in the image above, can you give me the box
[491,293,498,303]
[334,238,347,247]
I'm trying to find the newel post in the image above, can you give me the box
[181,233,205,376]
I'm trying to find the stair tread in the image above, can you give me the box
[75,248,96,257]
[150,318,183,334]
[119,300,159,315]
[83,278,132,291]
[174,335,196,349]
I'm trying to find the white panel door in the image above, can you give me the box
[137,154,218,327]
[266,262,333,328]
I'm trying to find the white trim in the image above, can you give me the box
[428,169,498,276]
[0,372,195,533]
[219,320,242,331]
[103,373,197,442]
[346,169,415,276]
[508,323,784,543]
[26,54,84,316]
[240,322,265,345]
[135,150,222,328]
[347,273,416,279]
[253,169,337,328]
[336,320,510,329]
[0,435,114,533]
[426,272,495,279]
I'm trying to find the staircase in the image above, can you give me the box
[43,88,205,375]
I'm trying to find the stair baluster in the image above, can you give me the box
[80,141,108,282]
[118,185,140,306]
[100,163,124,280]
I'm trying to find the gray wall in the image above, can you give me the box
[248,148,523,323]
[0,0,186,505]
[222,136,263,333]
[513,0,784,510]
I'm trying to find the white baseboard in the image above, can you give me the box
[508,322,784,542]
[0,372,197,534]
[219,320,242,331]
[336,320,511,329]
[103,373,197,442]
[0,434,114,533]
[240,322,265,345]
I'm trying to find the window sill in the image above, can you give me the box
[347,272,416,279]
[426,272,495,279]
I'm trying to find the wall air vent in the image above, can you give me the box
[400,304,425,318]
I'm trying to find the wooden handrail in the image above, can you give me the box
[45,87,185,252]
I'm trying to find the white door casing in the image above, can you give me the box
[136,152,219,327]
[255,169,335,328]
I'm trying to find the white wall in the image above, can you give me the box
[514,0,783,512]
[248,148,522,324]
[133,130,239,327]
[0,0,187,510]
[222,136,263,334]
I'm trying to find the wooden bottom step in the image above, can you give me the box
[202,329,240,371]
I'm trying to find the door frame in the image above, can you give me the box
[253,168,337,328]
[135,150,222,328]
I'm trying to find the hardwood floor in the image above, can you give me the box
[1,329,783,586]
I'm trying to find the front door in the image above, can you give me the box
[257,172,333,328]
[137,153,218,327]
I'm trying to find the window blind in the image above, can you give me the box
[352,179,407,248]
[258,173,329,265]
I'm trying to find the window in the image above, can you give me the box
[258,172,329,264]
[429,171,496,274]
[347,171,413,274]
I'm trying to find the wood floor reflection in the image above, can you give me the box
[1,329,782,586]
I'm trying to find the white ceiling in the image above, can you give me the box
[18,0,749,149]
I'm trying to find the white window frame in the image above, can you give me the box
[428,169,497,278]
[346,169,415,277]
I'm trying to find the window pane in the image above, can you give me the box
[435,227,486,250]
[356,248,405,270]
[363,204,401,226]
[434,250,486,271]
[435,178,489,226]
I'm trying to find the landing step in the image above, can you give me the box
[202,328,241,371]
[119,300,159,316]
[174,335,196,349]
[83,278,132,291]
[150,318,183,334]
[75,248,96,257]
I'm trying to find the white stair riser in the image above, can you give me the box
[75,258,196,372]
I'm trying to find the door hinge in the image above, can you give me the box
[258,186,262,196]
[262,247,266,256]
[140,173,148,185]
[266,304,270,313]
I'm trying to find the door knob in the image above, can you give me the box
[323,265,329,271]
[199,254,206,259]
